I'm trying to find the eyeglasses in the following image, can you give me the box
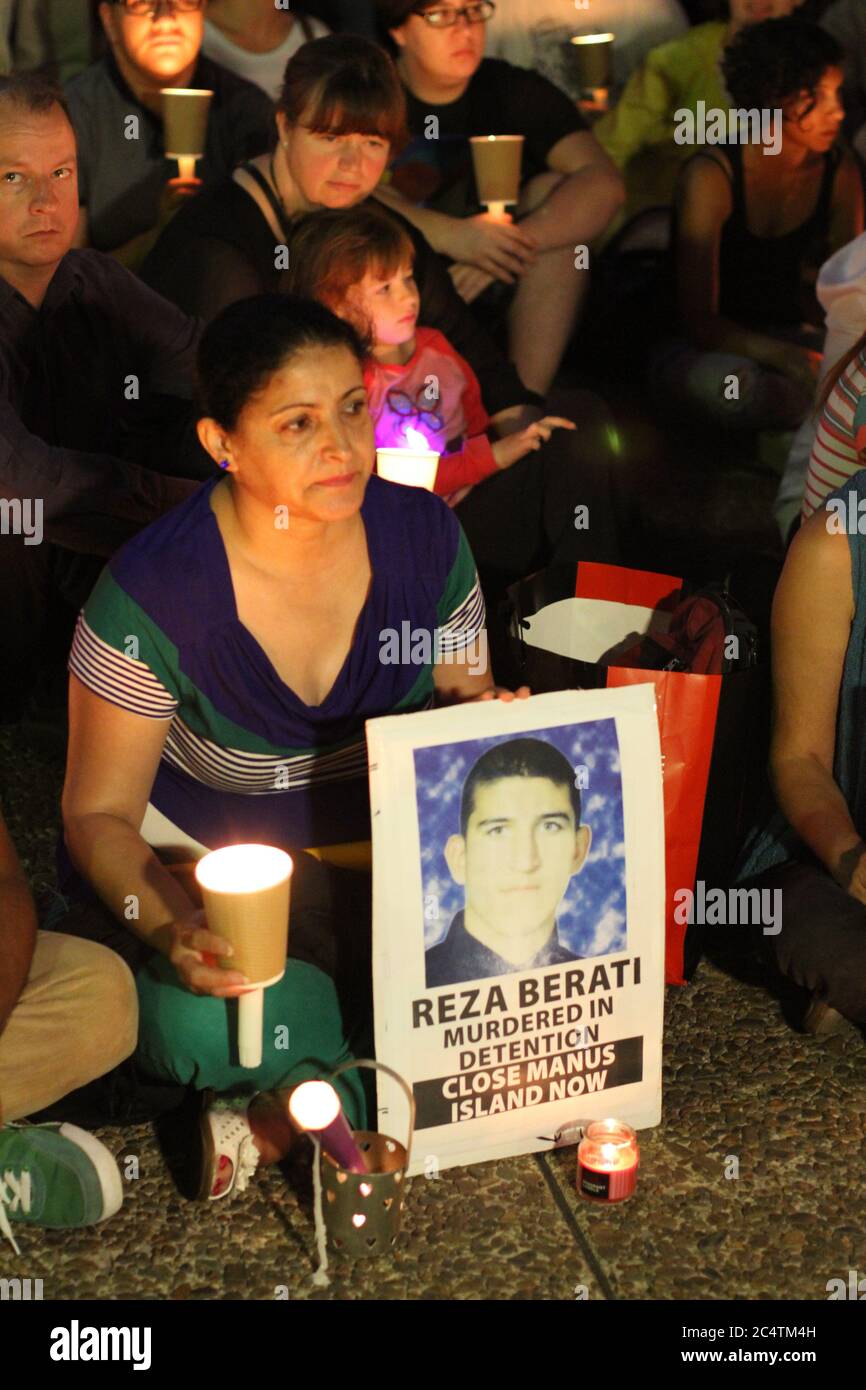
[114,0,204,16]
[387,388,444,436]
[413,2,496,28]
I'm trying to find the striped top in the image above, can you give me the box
[802,348,866,520]
[69,475,485,851]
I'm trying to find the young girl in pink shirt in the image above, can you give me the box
[285,203,575,505]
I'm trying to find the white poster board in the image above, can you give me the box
[367,686,664,1176]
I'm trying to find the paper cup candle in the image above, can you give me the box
[470,135,524,221]
[161,87,214,181]
[194,844,292,1069]
[376,426,440,491]
[569,33,615,100]
[288,1081,368,1174]
[577,1118,639,1202]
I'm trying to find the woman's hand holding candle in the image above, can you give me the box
[445,214,538,282]
[492,416,576,470]
[167,909,250,998]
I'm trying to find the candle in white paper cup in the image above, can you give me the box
[376,448,440,491]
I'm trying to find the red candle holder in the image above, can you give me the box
[577,1119,639,1202]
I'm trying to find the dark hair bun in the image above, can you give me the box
[196,294,366,430]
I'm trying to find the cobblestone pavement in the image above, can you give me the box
[3,729,864,1302]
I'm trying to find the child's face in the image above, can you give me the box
[347,260,420,348]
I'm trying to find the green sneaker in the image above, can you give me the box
[0,1123,123,1254]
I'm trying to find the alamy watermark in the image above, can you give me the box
[49,1321,151,1371]
[824,490,866,534]
[673,881,781,935]
[379,623,488,678]
[0,497,42,546]
[0,1277,42,1300]
[827,1269,866,1299]
[674,102,783,156]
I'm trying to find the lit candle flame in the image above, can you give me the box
[404,425,429,451]
[288,1081,341,1131]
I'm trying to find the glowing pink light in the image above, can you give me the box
[404,425,431,451]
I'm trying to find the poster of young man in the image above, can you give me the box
[367,686,664,1175]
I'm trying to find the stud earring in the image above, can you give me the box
[218,459,230,470]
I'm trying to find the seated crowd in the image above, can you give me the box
[3,0,866,1249]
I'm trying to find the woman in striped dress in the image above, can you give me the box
[802,331,866,521]
[60,296,514,1200]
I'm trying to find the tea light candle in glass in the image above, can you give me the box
[577,1118,639,1202]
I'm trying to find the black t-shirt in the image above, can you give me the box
[389,57,588,216]
[139,177,541,415]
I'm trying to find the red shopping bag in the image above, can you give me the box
[505,563,758,984]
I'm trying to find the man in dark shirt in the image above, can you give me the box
[66,0,274,265]
[0,73,207,719]
[373,0,625,395]
[426,737,591,987]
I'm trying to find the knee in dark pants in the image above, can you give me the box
[751,862,866,1026]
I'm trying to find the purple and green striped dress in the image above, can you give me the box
[69,474,485,854]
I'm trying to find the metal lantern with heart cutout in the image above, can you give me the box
[320,1058,415,1258]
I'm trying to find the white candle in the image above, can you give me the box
[570,33,615,93]
[377,428,440,491]
[288,1081,368,1173]
[176,154,198,182]
[194,844,293,1070]
[470,134,524,213]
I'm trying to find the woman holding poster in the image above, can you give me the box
[60,295,525,1203]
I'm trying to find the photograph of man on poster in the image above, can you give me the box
[425,738,593,987]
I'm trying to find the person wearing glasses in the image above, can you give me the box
[373,1,625,397]
[64,0,274,268]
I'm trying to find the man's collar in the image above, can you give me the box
[0,252,79,315]
[42,254,81,312]
[0,270,19,312]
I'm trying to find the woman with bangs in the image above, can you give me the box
[141,31,539,427]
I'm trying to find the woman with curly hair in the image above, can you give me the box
[652,16,863,433]
[595,0,806,246]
